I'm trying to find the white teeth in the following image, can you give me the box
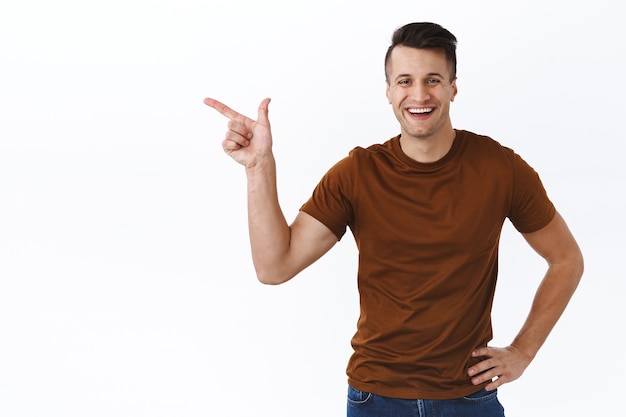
[408,108,433,114]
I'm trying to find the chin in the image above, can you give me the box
[404,127,436,139]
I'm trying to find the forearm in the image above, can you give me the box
[468,259,583,389]
[206,97,307,283]
[469,214,584,390]
[245,155,292,284]
[511,255,584,361]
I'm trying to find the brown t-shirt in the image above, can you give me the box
[300,130,555,400]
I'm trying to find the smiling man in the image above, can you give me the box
[386,45,457,162]
[205,22,583,417]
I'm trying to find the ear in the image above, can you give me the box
[385,82,392,104]
[450,79,458,102]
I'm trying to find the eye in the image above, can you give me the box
[426,78,441,85]
[398,79,411,86]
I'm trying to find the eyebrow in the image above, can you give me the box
[394,72,445,81]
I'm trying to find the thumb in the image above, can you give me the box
[257,97,271,126]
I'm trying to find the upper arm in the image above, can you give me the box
[522,211,584,273]
[289,210,339,265]
[263,211,338,285]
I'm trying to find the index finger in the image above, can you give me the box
[203,97,251,124]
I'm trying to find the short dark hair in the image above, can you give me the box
[384,22,457,82]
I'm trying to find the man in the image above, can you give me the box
[205,22,583,417]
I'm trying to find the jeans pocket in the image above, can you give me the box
[347,385,373,405]
[462,388,498,403]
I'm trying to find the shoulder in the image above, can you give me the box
[344,136,400,165]
[349,136,398,155]
[318,137,400,186]
[458,129,515,156]
[456,130,524,172]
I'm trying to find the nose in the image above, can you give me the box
[408,83,431,102]
[410,83,430,102]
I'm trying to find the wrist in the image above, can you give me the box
[509,341,537,364]
[245,153,275,174]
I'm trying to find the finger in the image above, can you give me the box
[224,129,250,148]
[257,97,271,126]
[484,377,504,391]
[228,119,253,140]
[470,366,496,385]
[204,97,251,124]
[468,358,495,378]
[471,346,491,358]
[222,138,244,152]
[222,137,250,151]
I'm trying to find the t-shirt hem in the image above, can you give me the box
[299,206,346,241]
[513,205,556,234]
[347,377,491,400]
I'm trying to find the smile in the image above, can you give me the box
[408,108,434,114]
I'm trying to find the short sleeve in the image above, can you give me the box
[299,155,355,241]
[507,153,556,233]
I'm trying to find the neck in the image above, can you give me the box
[399,127,456,163]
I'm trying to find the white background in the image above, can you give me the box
[1,0,624,416]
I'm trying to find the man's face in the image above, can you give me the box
[386,46,457,141]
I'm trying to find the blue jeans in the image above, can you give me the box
[347,385,505,417]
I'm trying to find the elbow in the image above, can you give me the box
[255,269,293,286]
[252,254,301,285]
[575,250,585,281]
[571,239,585,280]
[256,275,284,286]
[563,246,585,290]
